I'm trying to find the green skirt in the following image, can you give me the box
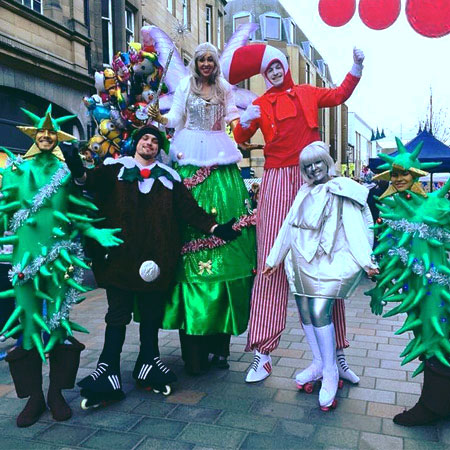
[162,164,256,335]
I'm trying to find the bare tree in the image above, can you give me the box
[418,90,450,144]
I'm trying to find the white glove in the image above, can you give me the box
[240,104,261,129]
[139,260,160,282]
[350,47,365,77]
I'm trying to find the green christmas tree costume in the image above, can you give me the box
[162,163,256,335]
[0,106,122,359]
[366,138,450,377]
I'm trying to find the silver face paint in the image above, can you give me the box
[304,160,329,184]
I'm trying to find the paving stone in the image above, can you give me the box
[403,439,446,450]
[359,431,403,450]
[130,417,188,438]
[197,394,256,412]
[0,414,51,438]
[240,432,322,449]
[131,399,177,417]
[313,425,359,448]
[166,390,206,405]
[375,378,422,395]
[396,392,420,407]
[168,405,222,424]
[0,436,58,449]
[348,387,396,404]
[136,437,194,449]
[81,429,143,448]
[273,419,316,438]
[381,417,439,441]
[216,411,277,433]
[366,402,404,418]
[364,367,407,381]
[178,423,246,448]
[69,410,142,430]
[251,400,307,420]
[34,423,95,446]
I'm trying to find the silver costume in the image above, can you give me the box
[267,177,375,299]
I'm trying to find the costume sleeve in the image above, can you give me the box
[174,182,216,233]
[313,73,360,108]
[362,203,374,248]
[233,117,260,144]
[163,80,187,129]
[342,199,376,271]
[223,81,240,124]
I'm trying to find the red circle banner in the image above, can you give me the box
[318,0,356,27]
[406,0,450,38]
[358,0,401,30]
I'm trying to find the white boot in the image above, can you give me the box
[245,350,272,383]
[295,324,322,386]
[336,349,360,384]
[314,323,339,409]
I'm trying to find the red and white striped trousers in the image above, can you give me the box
[246,166,349,353]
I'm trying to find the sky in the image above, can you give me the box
[280,0,450,144]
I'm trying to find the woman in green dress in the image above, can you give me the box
[150,42,256,374]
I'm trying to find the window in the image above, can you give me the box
[316,59,325,76]
[182,0,190,27]
[101,0,113,65]
[301,41,312,60]
[260,13,281,40]
[21,0,42,13]
[182,50,192,67]
[167,0,173,14]
[217,11,223,49]
[283,18,296,44]
[125,7,135,46]
[206,5,212,43]
[233,12,251,32]
[305,62,311,84]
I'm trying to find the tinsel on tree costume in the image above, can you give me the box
[366,137,450,426]
[0,105,122,427]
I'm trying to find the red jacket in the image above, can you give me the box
[233,73,360,168]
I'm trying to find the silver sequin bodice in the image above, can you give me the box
[185,93,225,131]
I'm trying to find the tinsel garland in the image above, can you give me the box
[9,241,85,285]
[387,246,450,288]
[5,156,24,168]
[10,165,70,232]
[385,219,450,243]
[181,213,256,255]
[183,165,218,190]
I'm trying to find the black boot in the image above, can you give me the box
[5,347,46,427]
[394,359,450,426]
[208,334,231,369]
[179,330,209,375]
[48,338,85,421]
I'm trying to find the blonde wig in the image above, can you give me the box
[189,42,226,105]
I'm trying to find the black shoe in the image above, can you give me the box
[393,400,441,426]
[210,355,230,369]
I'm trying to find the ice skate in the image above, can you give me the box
[295,324,322,393]
[133,356,177,396]
[315,324,339,411]
[245,350,272,383]
[78,362,125,410]
[336,349,360,384]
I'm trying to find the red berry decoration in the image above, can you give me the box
[376,218,383,224]
[318,0,356,27]
[18,272,25,280]
[406,0,450,38]
[359,0,401,30]
[140,168,151,179]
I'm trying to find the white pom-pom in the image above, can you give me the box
[139,260,160,282]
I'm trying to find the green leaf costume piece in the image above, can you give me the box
[0,106,122,360]
[366,138,450,376]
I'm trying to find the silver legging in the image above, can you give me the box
[295,295,335,328]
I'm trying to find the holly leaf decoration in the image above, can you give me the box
[122,166,143,183]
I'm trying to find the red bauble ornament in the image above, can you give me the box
[376,218,383,224]
[405,193,412,200]
[359,0,401,30]
[140,168,151,179]
[18,272,25,280]
[252,268,257,275]
[318,0,356,27]
[406,0,450,38]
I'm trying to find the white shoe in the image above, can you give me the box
[315,324,339,408]
[245,350,272,383]
[295,324,322,385]
[336,349,360,384]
